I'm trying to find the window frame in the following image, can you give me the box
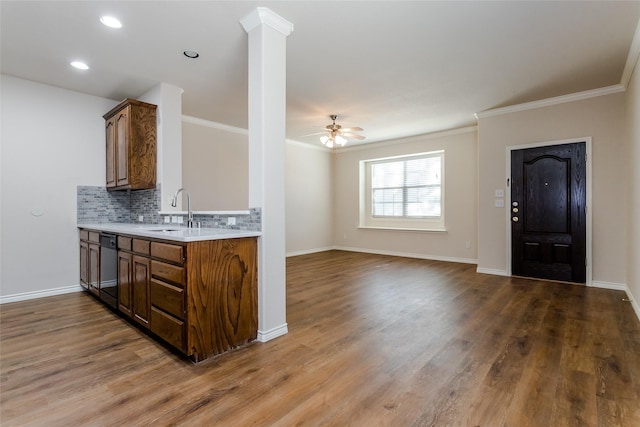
[359,150,446,231]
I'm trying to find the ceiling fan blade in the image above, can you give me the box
[343,133,366,140]
[341,127,363,132]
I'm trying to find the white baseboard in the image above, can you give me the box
[476,267,509,276]
[627,293,640,323]
[257,323,288,342]
[589,280,627,291]
[0,285,83,304]
[286,246,335,258]
[333,246,477,265]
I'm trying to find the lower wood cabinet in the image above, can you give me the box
[117,237,185,351]
[80,241,89,287]
[132,255,151,327]
[150,306,184,350]
[117,251,133,317]
[149,258,186,352]
[81,228,257,362]
[79,231,100,296]
[149,278,184,319]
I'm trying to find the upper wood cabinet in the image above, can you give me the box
[103,99,157,191]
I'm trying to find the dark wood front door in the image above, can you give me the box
[511,142,586,283]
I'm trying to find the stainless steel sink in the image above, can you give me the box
[145,228,182,232]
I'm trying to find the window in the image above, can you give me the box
[360,151,445,231]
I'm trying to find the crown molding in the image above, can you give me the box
[621,18,640,89]
[475,84,625,119]
[336,125,478,153]
[240,7,294,36]
[286,138,331,152]
[182,114,476,153]
[182,114,248,135]
[182,114,330,151]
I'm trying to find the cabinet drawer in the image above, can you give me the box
[79,230,89,241]
[118,236,132,251]
[132,239,150,255]
[151,242,184,264]
[151,260,185,286]
[150,306,184,351]
[88,231,100,243]
[150,278,184,319]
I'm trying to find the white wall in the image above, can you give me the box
[332,128,478,263]
[626,54,640,317]
[286,142,334,255]
[477,92,628,286]
[0,75,116,299]
[139,83,183,211]
[181,120,249,210]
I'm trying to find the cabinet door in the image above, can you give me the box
[79,240,89,288]
[118,251,133,317]
[105,116,116,188]
[132,255,150,327]
[115,107,130,187]
[88,243,100,296]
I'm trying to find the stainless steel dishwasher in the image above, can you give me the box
[99,233,118,310]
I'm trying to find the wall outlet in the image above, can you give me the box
[227,217,236,226]
[177,216,184,224]
[164,216,170,223]
[495,199,505,208]
[171,216,179,223]
[138,215,144,222]
[465,241,471,249]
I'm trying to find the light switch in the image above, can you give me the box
[495,189,505,198]
[495,199,505,208]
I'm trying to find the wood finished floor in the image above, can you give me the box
[1,250,639,426]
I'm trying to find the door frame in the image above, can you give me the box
[505,137,592,285]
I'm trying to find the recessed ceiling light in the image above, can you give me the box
[183,50,200,59]
[100,16,122,29]
[70,61,89,70]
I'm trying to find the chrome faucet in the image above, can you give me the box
[170,188,195,228]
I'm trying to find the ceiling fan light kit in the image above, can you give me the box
[318,114,365,148]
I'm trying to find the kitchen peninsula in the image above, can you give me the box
[79,223,260,362]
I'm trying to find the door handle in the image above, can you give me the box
[512,217,519,222]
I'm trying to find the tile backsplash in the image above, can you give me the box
[77,185,142,223]
[77,185,260,231]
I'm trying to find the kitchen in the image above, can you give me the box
[2,1,640,425]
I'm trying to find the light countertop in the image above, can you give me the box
[78,223,261,242]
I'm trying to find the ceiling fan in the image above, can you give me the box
[306,115,365,148]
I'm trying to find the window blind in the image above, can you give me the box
[371,154,442,218]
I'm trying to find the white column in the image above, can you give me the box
[241,8,293,341]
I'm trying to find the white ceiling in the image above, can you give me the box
[2,1,639,146]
